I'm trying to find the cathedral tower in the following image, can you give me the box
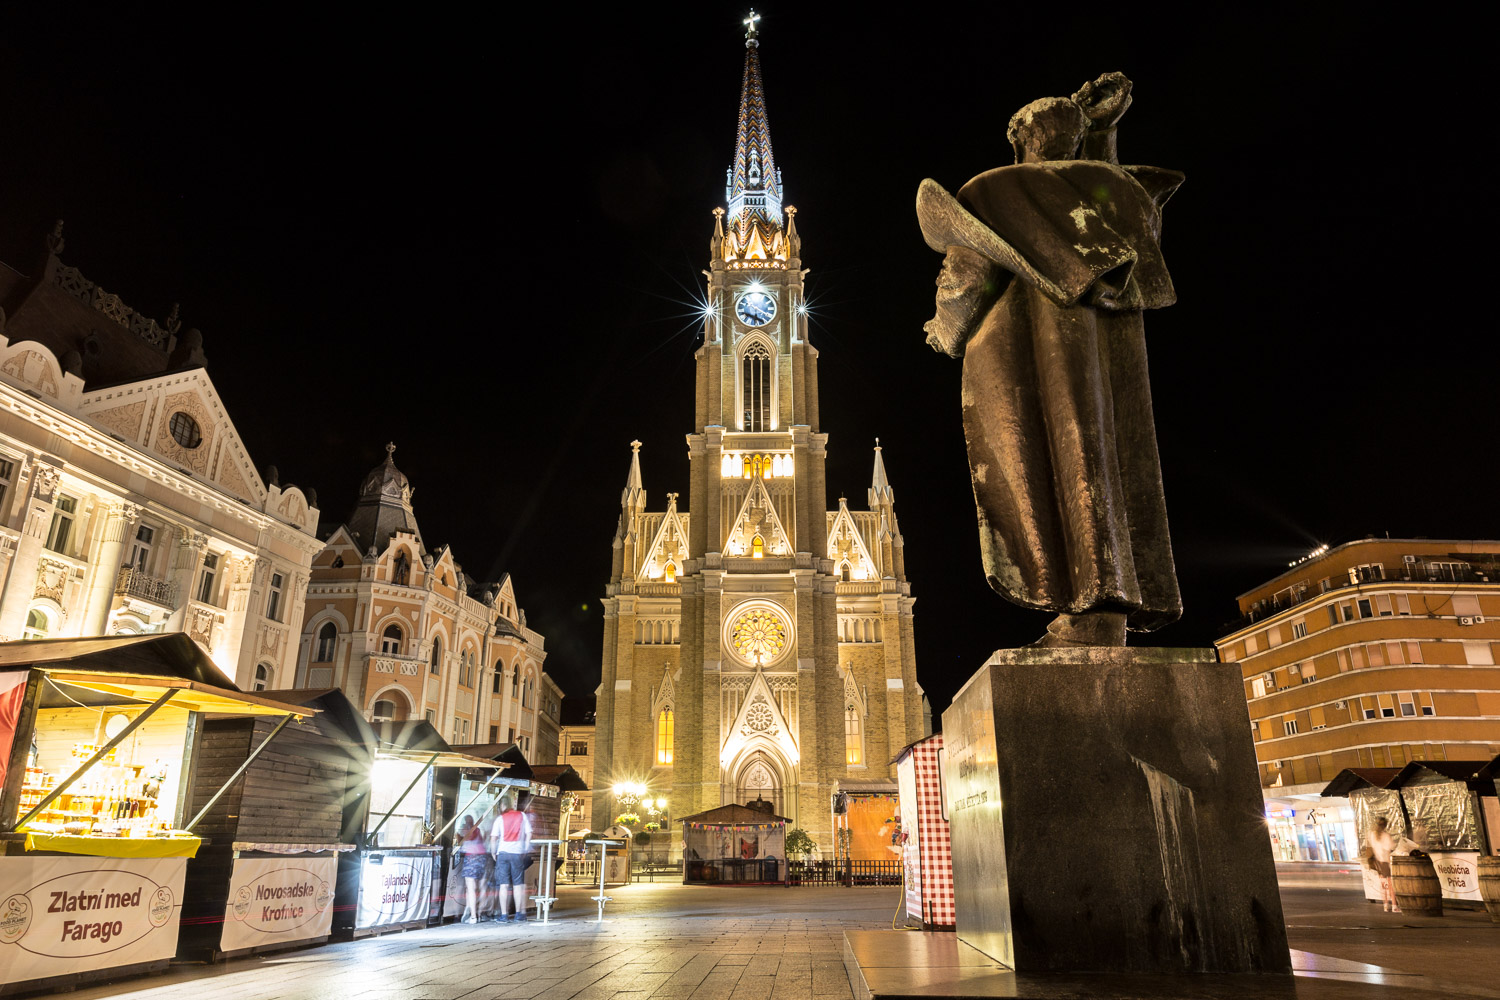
[594,13,924,854]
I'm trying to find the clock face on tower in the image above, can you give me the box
[736,291,777,327]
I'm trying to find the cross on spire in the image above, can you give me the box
[744,9,761,39]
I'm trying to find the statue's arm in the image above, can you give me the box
[1073,72,1132,165]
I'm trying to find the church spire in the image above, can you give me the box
[868,438,894,508]
[622,439,645,508]
[720,9,787,269]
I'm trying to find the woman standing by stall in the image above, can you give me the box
[1367,816,1398,913]
[457,815,487,923]
[490,793,531,922]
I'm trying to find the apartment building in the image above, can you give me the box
[1216,538,1500,861]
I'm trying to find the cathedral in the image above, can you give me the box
[593,16,925,852]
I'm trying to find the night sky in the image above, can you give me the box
[1,8,1490,717]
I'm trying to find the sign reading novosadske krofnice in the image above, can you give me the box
[220,856,337,952]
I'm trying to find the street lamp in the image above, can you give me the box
[613,781,647,830]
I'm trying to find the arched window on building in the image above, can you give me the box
[840,562,851,583]
[372,699,396,722]
[493,662,504,694]
[664,561,677,584]
[380,623,403,654]
[429,638,443,675]
[741,341,772,431]
[392,552,410,586]
[751,534,764,558]
[23,608,50,640]
[512,669,520,698]
[254,664,273,692]
[315,622,337,662]
[656,708,674,765]
[845,704,863,765]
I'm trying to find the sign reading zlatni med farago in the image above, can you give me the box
[220,856,337,952]
[0,857,184,987]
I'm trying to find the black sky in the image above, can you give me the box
[1,6,1492,717]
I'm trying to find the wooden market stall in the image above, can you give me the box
[333,722,508,938]
[679,803,788,885]
[0,635,313,996]
[178,688,372,960]
[832,779,902,862]
[1388,760,1500,907]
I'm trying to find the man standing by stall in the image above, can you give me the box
[490,792,532,922]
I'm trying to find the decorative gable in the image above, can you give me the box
[722,667,798,764]
[0,336,84,409]
[639,494,689,580]
[828,502,879,581]
[78,369,267,506]
[724,478,792,559]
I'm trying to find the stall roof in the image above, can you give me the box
[376,746,510,771]
[530,764,588,792]
[40,670,314,717]
[449,742,532,780]
[891,733,941,765]
[677,804,791,825]
[833,780,898,794]
[260,688,377,746]
[1321,768,1404,798]
[1390,760,1497,789]
[0,633,239,687]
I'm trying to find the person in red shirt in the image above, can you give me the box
[489,793,532,922]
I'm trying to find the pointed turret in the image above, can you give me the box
[622,439,645,507]
[868,438,894,509]
[720,10,788,267]
[614,440,647,582]
[346,442,421,553]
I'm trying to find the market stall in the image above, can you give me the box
[178,688,372,960]
[679,803,787,884]
[832,780,901,863]
[1321,768,1406,903]
[333,722,508,939]
[0,635,313,996]
[894,734,953,930]
[1390,760,1499,906]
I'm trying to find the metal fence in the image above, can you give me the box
[788,860,903,886]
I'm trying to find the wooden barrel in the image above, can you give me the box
[1392,855,1443,915]
[1477,856,1500,923]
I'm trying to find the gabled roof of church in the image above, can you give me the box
[346,442,422,554]
[828,499,879,578]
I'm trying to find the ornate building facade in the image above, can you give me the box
[295,445,560,757]
[593,20,924,850]
[0,225,321,688]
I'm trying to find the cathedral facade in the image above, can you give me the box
[593,20,924,851]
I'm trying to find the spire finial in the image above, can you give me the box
[386,442,397,457]
[744,9,761,42]
[726,10,781,229]
[631,439,642,453]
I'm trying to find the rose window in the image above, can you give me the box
[732,607,787,665]
[746,701,774,732]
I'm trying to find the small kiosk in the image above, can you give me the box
[179,688,373,960]
[679,804,788,885]
[832,779,901,863]
[334,722,507,939]
[0,635,313,995]
[1322,768,1406,903]
[894,734,953,929]
[1389,760,1500,906]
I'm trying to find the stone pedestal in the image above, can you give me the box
[942,646,1291,975]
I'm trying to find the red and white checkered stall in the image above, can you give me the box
[894,734,953,929]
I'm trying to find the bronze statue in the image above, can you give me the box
[917,73,1182,647]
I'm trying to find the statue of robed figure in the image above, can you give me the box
[917,73,1183,647]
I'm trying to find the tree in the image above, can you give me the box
[785,827,818,861]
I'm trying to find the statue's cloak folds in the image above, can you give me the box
[920,161,1184,630]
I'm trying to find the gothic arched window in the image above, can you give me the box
[315,622,337,662]
[752,534,765,558]
[430,637,443,675]
[656,708,674,765]
[492,662,505,694]
[741,341,772,431]
[845,704,863,765]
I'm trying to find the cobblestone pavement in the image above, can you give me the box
[61,883,903,1000]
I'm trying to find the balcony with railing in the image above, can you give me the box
[115,566,177,609]
[1223,562,1498,634]
[367,652,424,676]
